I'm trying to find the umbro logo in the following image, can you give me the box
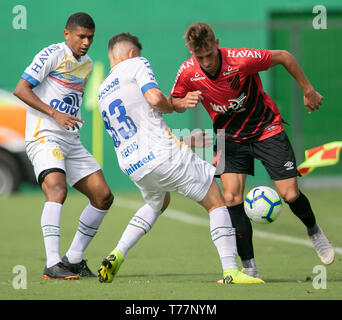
[284,161,294,170]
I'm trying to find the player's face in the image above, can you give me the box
[191,40,220,75]
[64,26,94,59]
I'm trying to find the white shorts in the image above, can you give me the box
[134,151,216,212]
[26,136,101,186]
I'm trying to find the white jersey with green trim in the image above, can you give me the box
[22,42,93,143]
[98,56,192,182]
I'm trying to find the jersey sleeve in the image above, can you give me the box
[134,57,160,94]
[21,44,60,87]
[241,49,272,75]
[170,63,190,98]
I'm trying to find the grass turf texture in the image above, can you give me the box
[0,189,341,300]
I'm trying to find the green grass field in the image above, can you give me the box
[1,188,342,300]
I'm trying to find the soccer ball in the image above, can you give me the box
[244,186,282,224]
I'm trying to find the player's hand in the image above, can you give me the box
[304,90,323,114]
[182,130,214,148]
[51,109,84,130]
[183,91,203,109]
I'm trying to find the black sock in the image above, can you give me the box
[227,203,254,260]
[287,191,317,234]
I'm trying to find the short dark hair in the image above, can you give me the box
[108,33,142,51]
[184,22,215,51]
[65,12,95,30]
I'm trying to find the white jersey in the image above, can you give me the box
[22,42,93,143]
[98,57,191,182]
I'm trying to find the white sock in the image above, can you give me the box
[41,202,62,268]
[115,204,160,257]
[209,206,238,270]
[66,203,108,263]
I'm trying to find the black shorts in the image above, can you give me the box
[214,130,300,181]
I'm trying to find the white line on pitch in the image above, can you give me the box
[116,197,342,256]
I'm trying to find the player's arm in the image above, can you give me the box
[170,91,203,113]
[13,78,84,129]
[269,50,323,114]
[144,87,173,114]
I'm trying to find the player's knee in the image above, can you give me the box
[93,189,114,211]
[44,183,68,204]
[224,192,243,207]
[281,189,300,203]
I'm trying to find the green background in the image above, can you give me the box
[1,0,341,191]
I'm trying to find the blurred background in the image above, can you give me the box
[0,0,341,195]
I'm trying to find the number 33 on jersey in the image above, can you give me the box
[98,57,182,182]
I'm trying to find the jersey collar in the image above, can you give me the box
[63,42,87,63]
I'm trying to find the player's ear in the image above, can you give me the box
[215,39,219,47]
[64,29,70,40]
[129,48,140,59]
[128,48,134,59]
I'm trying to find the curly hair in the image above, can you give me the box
[184,22,215,51]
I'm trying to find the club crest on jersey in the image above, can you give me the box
[65,60,73,71]
[210,93,247,114]
[50,92,80,116]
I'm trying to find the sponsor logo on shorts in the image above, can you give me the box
[124,151,155,176]
[284,161,294,170]
[52,148,63,160]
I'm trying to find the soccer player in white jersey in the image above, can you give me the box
[13,13,114,280]
[96,33,264,284]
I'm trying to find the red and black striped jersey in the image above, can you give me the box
[170,47,284,142]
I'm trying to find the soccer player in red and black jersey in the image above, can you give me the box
[171,22,334,277]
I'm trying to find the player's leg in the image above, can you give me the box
[40,171,78,279]
[63,169,114,276]
[256,131,334,265]
[40,171,67,269]
[214,137,259,276]
[73,169,114,210]
[197,178,264,284]
[273,176,315,228]
[220,172,258,276]
[170,147,263,283]
[274,177,335,265]
[26,138,79,280]
[114,192,170,257]
[98,189,170,283]
[198,179,238,271]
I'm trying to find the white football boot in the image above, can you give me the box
[308,226,335,265]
